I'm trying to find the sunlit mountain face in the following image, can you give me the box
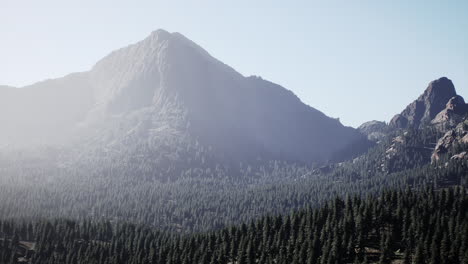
[0,29,367,163]
[1,26,467,264]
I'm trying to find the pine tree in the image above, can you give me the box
[413,243,425,264]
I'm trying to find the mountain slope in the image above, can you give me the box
[358,120,388,142]
[3,187,467,264]
[0,74,93,145]
[389,77,458,129]
[0,29,367,163]
[356,77,468,173]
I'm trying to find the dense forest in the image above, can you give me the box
[4,9,468,262]
[1,187,467,264]
[1,114,468,263]
[0,125,467,233]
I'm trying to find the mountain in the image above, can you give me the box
[358,120,388,142]
[1,37,468,236]
[389,77,459,129]
[0,74,93,146]
[432,118,468,161]
[354,77,468,173]
[431,95,468,129]
[0,29,367,163]
[385,77,468,164]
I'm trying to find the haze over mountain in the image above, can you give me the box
[2,1,468,262]
[1,29,468,264]
[0,29,366,163]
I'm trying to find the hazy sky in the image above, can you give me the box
[2,0,467,127]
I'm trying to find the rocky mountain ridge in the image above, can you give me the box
[0,29,367,163]
[389,77,458,129]
[359,77,468,171]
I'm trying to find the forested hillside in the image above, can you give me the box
[1,187,467,264]
[0,130,467,233]
[1,26,468,264]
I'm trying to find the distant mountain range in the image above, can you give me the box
[0,29,367,163]
[1,29,468,239]
[1,29,467,167]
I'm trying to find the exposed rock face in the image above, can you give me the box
[385,135,405,159]
[431,95,468,129]
[384,77,468,164]
[451,151,467,160]
[446,95,467,112]
[389,77,457,129]
[358,120,388,142]
[389,114,408,129]
[432,119,468,162]
[0,29,368,163]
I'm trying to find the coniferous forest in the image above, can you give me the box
[0,129,468,263]
[1,116,468,263]
[1,9,468,263]
[1,187,467,264]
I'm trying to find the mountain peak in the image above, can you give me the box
[423,77,456,99]
[0,30,368,162]
[150,28,171,36]
[389,77,457,129]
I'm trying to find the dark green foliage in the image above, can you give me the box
[1,187,467,264]
[0,125,467,263]
[0,126,467,233]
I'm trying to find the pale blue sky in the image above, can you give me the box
[1,0,467,127]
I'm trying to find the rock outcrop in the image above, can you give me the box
[358,120,388,142]
[431,95,468,129]
[389,77,457,129]
[432,119,468,162]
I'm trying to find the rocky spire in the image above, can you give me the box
[389,77,457,129]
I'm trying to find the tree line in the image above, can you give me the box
[1,186,467,263]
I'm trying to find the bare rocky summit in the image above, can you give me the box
[358,77,468,170]
[389,77,457,129]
